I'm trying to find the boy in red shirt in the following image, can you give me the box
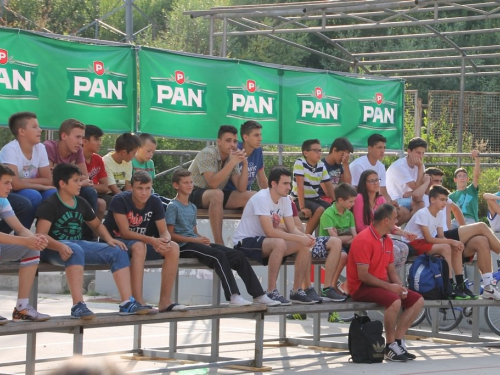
[83,125,109,220]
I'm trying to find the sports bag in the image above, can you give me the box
[348,314,385,363]
[408,254,452,299]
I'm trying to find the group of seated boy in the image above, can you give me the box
[2,113,500,362]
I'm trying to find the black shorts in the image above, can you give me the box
[189,187,232,209]
[443,228,460,241]
[234,237,289,266]
[298,197,331,215]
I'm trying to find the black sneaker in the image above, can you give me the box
[0,314,7,325]
[384,342,408,362]
[267,289,292,306]
[289,289,315,305]
[457,283,478,300]
[398,339,416,360]
[305,286,323,303]
[451,283,470,300]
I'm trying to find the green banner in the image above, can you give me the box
[139,48,403,149]
[0,28,135,132]
[0,29,404,148]
[140,48,280,143]
[281,70,404,149]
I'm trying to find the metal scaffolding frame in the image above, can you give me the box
[184,0,500,155]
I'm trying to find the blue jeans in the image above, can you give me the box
[13,189,57,230]
[0,193,33,233]
[113,238,163,261]
[41,240,130,272]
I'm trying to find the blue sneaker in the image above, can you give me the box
[119,297,150,315]
[71,302,95,320]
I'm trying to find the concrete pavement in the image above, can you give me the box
[1,290,500,374]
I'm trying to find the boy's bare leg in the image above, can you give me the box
[225,190,255,209]
[324,237,342,288]
[463,235,493,274]
[112,267,133,301]
[17,264,38,299]
[66,265,85,305]
[262,238,286,291]
[397,207,411,225]
[201,189,224,245]
[158,244,180,310]
[130,242,147,304]
[458,222,500,254]
[305,207,324,235]
[329,252,348,288]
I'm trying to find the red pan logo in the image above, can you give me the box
[94,61,105,76]
[315,87,323,100]
[247,80,256,93]
[375,93,384,105]
[0,49,8,65]
[175,71,185,84]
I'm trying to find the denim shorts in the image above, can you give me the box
[41,240,130,273]
[396,197,412,210]
[113,238,164,261]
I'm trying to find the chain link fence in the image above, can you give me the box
[428,90,500,152]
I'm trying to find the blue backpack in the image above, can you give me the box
[408,254,452,299]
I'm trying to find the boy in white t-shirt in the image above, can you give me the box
[405,185,469,299]
[386,137,427,222]
[0,112,56,230]
[233,166,317,305]
[424,168,500,300]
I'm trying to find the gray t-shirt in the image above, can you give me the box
[165,199,197,247]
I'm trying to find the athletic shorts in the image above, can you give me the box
[297,197,331,215]
[352,284,422,309]
[189,187,232,209]
[488,212,500,233]
[442,228,460,241]
[408,239,433,255]
[234,236,289,266]
[311,236,330,258]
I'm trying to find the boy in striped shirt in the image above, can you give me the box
[291,139,335,234]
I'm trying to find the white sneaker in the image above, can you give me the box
[253,293,281,306]
[229,294,252,306]
[482,284,500,301]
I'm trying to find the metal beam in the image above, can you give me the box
[213,13,500,36]
[353,45,500,57]
[186,0,470,19]
[331,27,500,43]
[357,53,500,66]
[390,71,500,79]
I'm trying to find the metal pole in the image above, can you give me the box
[415,97,421,137]
[278,144,284,165]
[209,16,214,56]
[457,57,465,167]
[125,0,133,43]
[221,17,228,57]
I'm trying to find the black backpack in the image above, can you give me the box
[348,314,385,363]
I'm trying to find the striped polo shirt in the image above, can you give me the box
[291,157,330,199]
